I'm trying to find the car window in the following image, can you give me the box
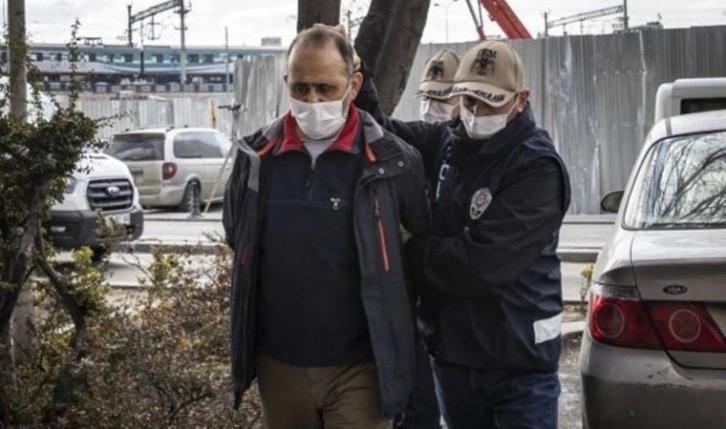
[173,131,222,159]
[173,133,203,159]
[107,133,165,161]
[624,130,726,229]
[197,131,224,158]
[216,132,232,156]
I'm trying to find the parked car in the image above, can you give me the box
[105,127,233,211]
[655,77,726,123]
[580,109,726,428]
[49,152,145,259]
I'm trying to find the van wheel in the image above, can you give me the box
[91,246,107,264]
[178,181,201,213]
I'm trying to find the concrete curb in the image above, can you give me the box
[557,248,599,263]
[144,215,617,226]
[144,215,222,223]
[121,241,601,263]
[562,321,586,341]
[119,241,219,255]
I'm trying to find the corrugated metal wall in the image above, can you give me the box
[393,26,726,213]
[68,26,726,213]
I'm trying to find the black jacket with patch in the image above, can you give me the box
[222,109,431,417]
[355,67,572,374]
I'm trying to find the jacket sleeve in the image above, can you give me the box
[394,140,432,237]
[407,157,567,298]
[222,148,249,249]
[355,61,447,170]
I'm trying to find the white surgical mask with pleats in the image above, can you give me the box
[459,98,518,140]
[420,99,456,124]
[290,86,351,140]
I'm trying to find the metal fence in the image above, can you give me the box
[67,26,726,214]
[394,26,726,214]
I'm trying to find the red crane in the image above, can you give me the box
[464,0,532,40]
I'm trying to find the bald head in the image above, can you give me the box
[285,25,363,105]
[288,27,356,78]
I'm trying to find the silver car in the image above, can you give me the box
[106,127,233,211]
[580,109,726,428]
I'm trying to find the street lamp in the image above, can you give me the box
[433,0,457,44]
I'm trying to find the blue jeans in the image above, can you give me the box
[432,360,559,429]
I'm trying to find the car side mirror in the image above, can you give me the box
[601,191,624,213]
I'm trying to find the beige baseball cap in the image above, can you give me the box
[417,49,460,101]
[449,40,525,108]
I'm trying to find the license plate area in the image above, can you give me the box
[104,213,131,226]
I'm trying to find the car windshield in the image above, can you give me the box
[106,133,165,161]
[624,130,726,229]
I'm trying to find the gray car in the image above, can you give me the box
[580,109,726,428]
[106,127,233,211]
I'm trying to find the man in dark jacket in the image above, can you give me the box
[395,47,462,429]
[356,40,571,429]
[222,26,431,429]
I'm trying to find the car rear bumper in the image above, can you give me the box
[139,185,185,207]
[47,207,144,249]
[580,331,726,428]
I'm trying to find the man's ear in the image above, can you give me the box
[518,90,531,112]
[349,71,364,99]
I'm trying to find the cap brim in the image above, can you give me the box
[449,81,515,108]
[416,81,454,101]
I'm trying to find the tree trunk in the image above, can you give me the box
[353,0,397,75]
[355,0,431,115]
[35,233,90,424]
[297,0,342,32]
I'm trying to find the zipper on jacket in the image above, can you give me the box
[373,193,391,273]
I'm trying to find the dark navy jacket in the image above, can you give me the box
[356,68,572,374]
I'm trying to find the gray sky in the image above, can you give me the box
[20,0,726,47]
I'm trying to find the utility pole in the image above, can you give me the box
[8,0,33,367]
[178,0,188,86]
[543,12,548,37]
[150,15,157,40]
[140,20,145,79]
[623,0,629,31]
[8,0,27,119]
[225,26,230,93]
[127,4,133,46]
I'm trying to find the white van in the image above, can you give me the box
[1,78,145,256]
[48,151,144,256]
[654,77,726,123]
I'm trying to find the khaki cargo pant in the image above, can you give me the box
[256,353,392,429]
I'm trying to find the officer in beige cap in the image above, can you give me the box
[356,39,571,429]
[418,49,461,123]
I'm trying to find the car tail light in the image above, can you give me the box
[589,284,726,353]
[162,162,177,180]
[588,284,662,349]
[645,302,726,352]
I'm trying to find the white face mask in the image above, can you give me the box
[459,98,518,140]
[420,99,455,124]
[289,86,351,140]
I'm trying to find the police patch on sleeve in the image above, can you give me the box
[469,188,493,220]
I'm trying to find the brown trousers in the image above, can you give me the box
[256,353,392,429]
